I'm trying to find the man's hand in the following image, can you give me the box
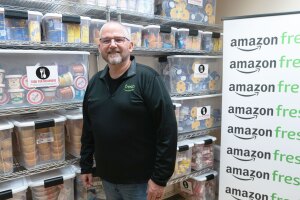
[147,179,165,200]
[80,173,93,188]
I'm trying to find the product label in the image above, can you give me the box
[197,106,211,120]
[36,132,54,144]
[188,0,203,7]
[194,64,209,78]
[180,181,193,194]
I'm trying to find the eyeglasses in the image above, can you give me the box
[99,37,130,45]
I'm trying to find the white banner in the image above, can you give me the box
[220,12,300,199]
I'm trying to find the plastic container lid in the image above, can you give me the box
[187,135,216,145]
[91,19,106,23]
[7,89,25,93]
[28,11,43,17]
[177,28,189,32]
[192,170,218,182]
[173,103,181,108]
[0,177,28,195]
[64,109,83,120]
[122,23,143,28]
[5,75,22,78]
[203,31,213,34]
[80,16,91,21]
[28,166,75,188]
[145,25,160,29]
[12,113,66,128]
[0,120,13,131]
[0,69,5,73]
[177,140,194,150]
[42,13,62,20]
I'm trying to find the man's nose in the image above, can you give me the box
[109,39,117,47]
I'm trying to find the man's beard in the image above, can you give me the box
[107,52,122,65]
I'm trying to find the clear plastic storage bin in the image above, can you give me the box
[0,50,89,109]
[137,0,154,14]
[172,95,221,134]
[0,120,14,174]
[1,8,42,42]
[172,140,194,179]
[42,13,91,43]
[158,26,177,49]
[165,55,222,95]
[0,177,28,199]
[79,0,97,5]
[90,19,106,45]
[28,166,75,200]
[187,30,202,51]
[73,165,106,200]
[123,23,143,47]
[155,0,216,24]
[179,171,218,200]
[176,28,189,49]
[12,113,66,169]
[142,25,160,48]
[188,136,216,171]
[63,109,83,158]
[202,31,213,52]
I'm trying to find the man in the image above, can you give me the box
[80,21,177,200]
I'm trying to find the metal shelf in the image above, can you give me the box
[167,168,213,185]
[0,0,222,32]
[0,102,82,116]
[171,92,222,98]
[178,127,221,141]
[0,154,79,183]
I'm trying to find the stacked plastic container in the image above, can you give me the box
[12,113,66,169]
[188,136,216,171]
[63,109,83,158]
[123,23,143,47]
[163,55,222,95]
[179,171,218,200]
[0,177,28,199]
[42,13,91,43]
[0,8,42,42]
[90,19,106,45]
[0,50,89,108]
[172,95,221,134]
[172,140,194,179]
[0,120,14,174]
[28,166,75,200]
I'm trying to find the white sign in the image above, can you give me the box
[27,65,59,87]
[197,106,211,120]
[220,12,300,199]
[194,64,209,78]
[188,0,203,7]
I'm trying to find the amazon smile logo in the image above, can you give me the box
[230,36,278,51]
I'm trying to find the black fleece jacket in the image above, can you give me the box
[80,57,177,186]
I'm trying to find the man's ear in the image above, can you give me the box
[128,41,134,52]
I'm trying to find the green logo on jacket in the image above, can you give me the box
[124,84,135,92]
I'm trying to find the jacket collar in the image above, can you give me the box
[99,56,136,79]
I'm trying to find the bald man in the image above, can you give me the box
[80,21,177,200]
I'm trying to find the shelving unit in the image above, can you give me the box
[0,0,223,194]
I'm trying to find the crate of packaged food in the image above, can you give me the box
[142,25,177,49]
[123,23,143,47]
[12,112,66,169]
[188,135,216,171]
[172,95,221,134]
[0,50,89,109]
[42,13,90,43]
[176,29,202,51]
[0,120,14,174]
[27,166,75,200]
[172,140,194,179]
[155,0,216,24]
[73,165,106,200]
[179,171,218,200]
[164,55,222,95]
[0,8,42,42]
[0,177,28,199]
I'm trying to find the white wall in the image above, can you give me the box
[216,0,300,24]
